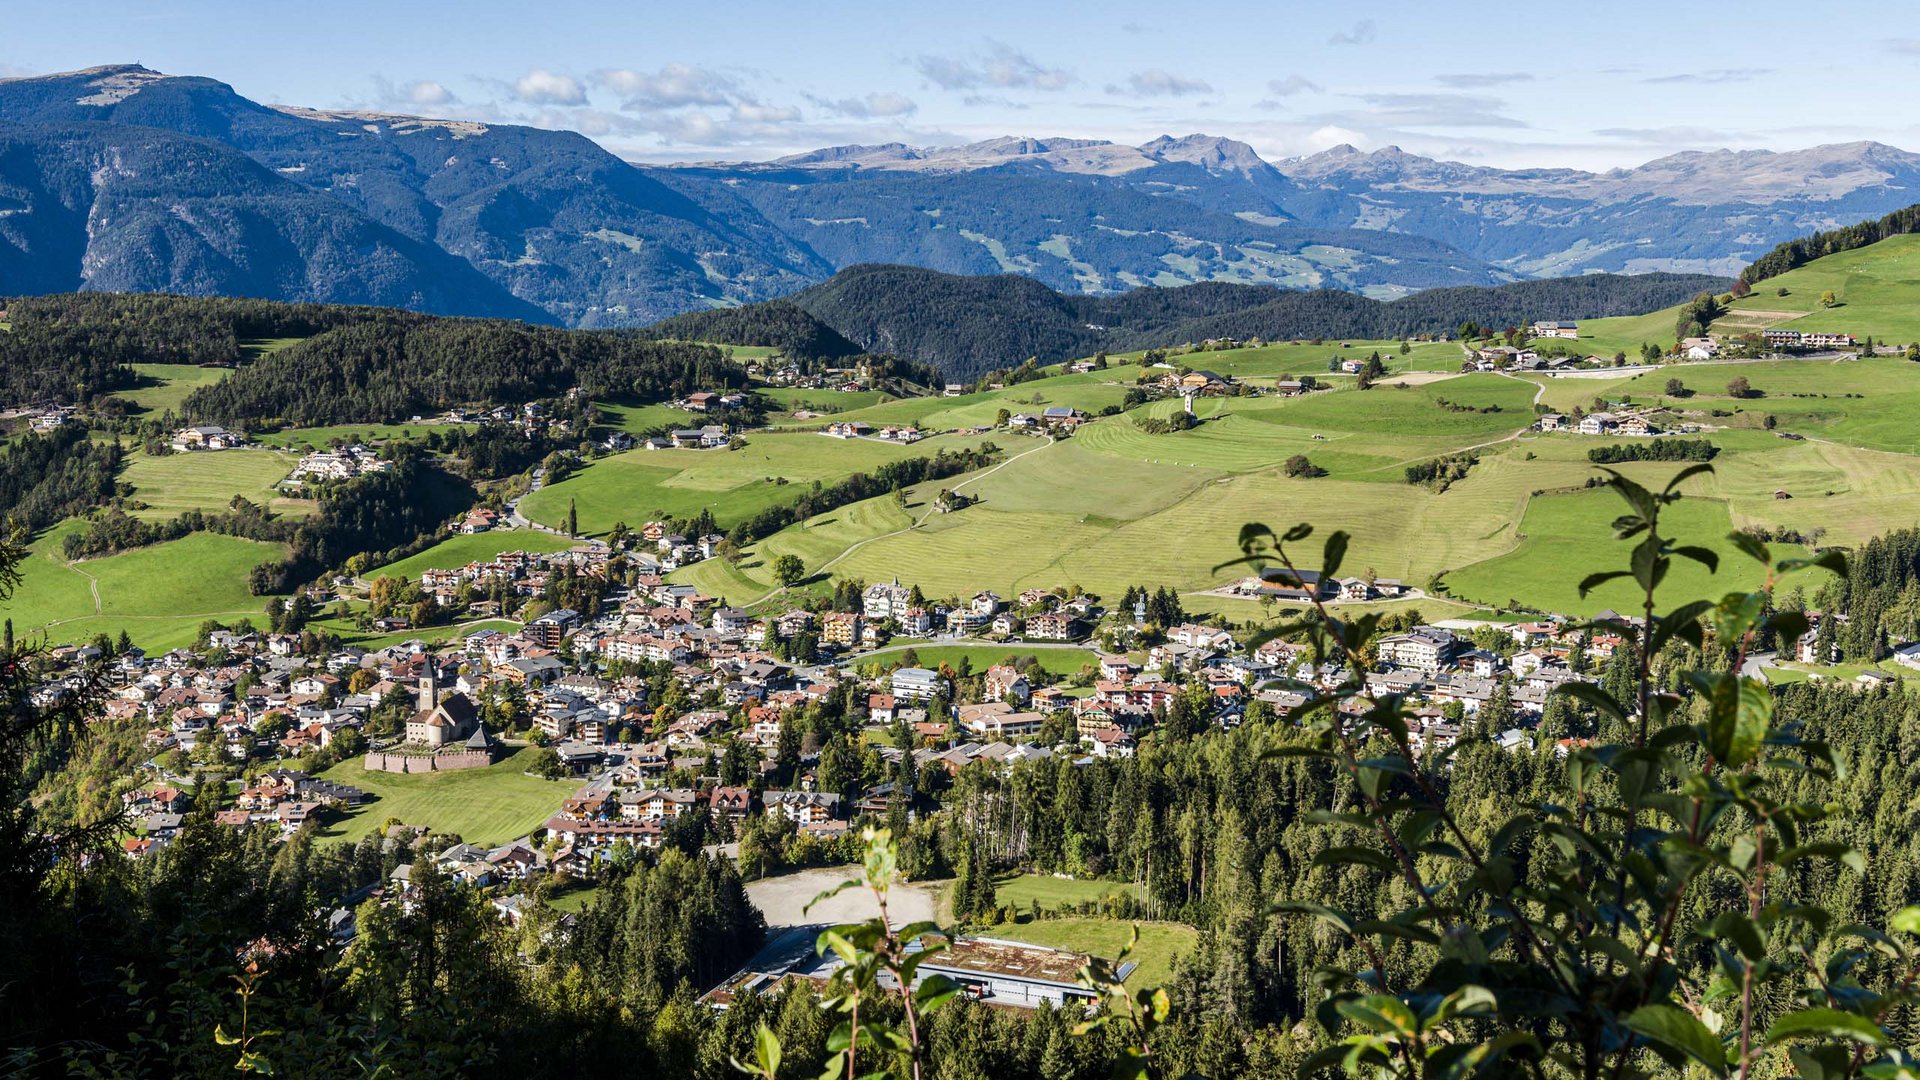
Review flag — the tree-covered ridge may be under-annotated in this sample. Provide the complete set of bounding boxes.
[1737,202,1920,286]
[639,300,863,362]
[771,264,1730,377]
[0,425,123,533]
[182,318,743,427]
[0,292,390,405]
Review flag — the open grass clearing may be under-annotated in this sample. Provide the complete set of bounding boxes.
[851,644,1101,678]
[115,363,230,416]
[522,430,988,535]
[314,747,576,847]
[1441,487,1814,616]
[120,449,306,520]
[994,873,1143,910]
[4,522,287,650]
[368,531,582,581]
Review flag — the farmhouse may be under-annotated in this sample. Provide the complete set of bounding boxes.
[670,426,729,449]
[171,425,243,451]
[1531,320,1580,339]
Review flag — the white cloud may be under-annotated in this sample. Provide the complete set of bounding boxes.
[512,68,586,106]
[913,41,1072,92]
[1327,19,1376,46]
[731,101,801,124]
[1108,69,1213,97]
[1435,73,1532,88]
[404,80,455,105]
[596,64,739,108]
[1267,75,1323,97]
[813,91,919,119]
[1307,125,1369,152]
[1643,68,1770,85]
[1307,92,1526,130]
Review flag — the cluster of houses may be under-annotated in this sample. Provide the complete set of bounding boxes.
[823,420,925,442]
[1219,569,1409,605]
[1469,346,1598,373]
[289,444,391,484]
[19,404,77,432]
[1536,410,1668,436]
[120,767,369,854]
[1005,407,1086,433]
[760,363,878,393]
[1155,369,1238,397]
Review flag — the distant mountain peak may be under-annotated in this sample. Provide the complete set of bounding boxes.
[1138,133,1273,176]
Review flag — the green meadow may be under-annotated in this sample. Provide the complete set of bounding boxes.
[980,918,1197,988]
[4,522,286,651]
[669,357,1915,617]
[116,363,231,417]
[120,449,310,520]
[853,644,1101,677]
[368,531,582,581]
[314,747,577,847]
[518,430,988,535]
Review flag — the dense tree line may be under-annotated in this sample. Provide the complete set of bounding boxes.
[0,292,380,405]
[726,444,1000,546]
[1403,451,1479,491]
[1738,201,1920,286]
[774,263,1730,377]
[62,499,282,560]
[251,450,476,593]
[184,316,744,426]
[640,299,863,361]
[1815,526,1920,660]
[1585,438,1719,463]
[0,426,123,533]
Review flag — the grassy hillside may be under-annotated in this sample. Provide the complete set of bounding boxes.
[519,430,989,535]
[314,747,576,847]
[368,532,582,581]
[4,522,287,650]
[677,360,1907,617]
[1716,234,1920,343]
[120,449,308,520]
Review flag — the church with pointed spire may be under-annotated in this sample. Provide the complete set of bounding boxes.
[368,665,497,773]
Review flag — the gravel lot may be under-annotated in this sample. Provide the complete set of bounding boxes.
[746,866,941,930]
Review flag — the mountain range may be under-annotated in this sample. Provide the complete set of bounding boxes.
[1,64,1916,327]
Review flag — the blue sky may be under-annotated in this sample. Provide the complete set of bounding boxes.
[7,0,1920,169]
